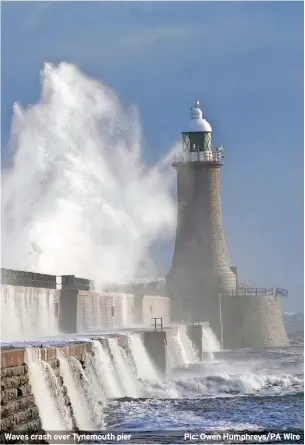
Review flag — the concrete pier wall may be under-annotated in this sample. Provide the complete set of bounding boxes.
[60,290,170,333]
[142,295,170,327]
[1,284,170,335]
[60,289,134,332]
[1,283,288,348]
[76,291,135,331]
[143,331,167,375]
[73,291,169,332]
[186,324,205,360]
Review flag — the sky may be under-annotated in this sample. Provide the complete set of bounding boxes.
[1,1,304,312]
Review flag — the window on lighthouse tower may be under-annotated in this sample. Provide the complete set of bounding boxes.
[183,134,190,152]
[203,133,212,151]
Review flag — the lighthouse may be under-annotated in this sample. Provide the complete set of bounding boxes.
[167,101,237,340]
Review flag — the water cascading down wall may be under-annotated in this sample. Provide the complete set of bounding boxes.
[0,337,149,437]
[0,324,221,436]
[0,271,170,340]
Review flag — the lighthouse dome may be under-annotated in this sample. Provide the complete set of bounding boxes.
[184,101,212,133]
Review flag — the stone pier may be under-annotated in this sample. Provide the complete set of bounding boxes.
[1,324,197,437]
[186,323,206,361]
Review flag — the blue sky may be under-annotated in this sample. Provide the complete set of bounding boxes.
[1,2,304,312]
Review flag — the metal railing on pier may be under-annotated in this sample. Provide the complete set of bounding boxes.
[222,287,288,297]
[174,151,224,164]
[151,317,164,332]
[106,281,166,296]
[0,268,167,295]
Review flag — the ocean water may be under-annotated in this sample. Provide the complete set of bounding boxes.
[104,346,303,437]
[1,320,303,445]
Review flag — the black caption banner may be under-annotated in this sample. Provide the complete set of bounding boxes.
[0,429,304,444]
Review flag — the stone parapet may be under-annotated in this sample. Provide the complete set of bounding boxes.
[1,349,25,368]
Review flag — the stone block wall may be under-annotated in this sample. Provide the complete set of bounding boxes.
[0,344,93,438]
[221,294,289,349]
[0,349,40,435]
[221,296,243,349]
[238,295,289,348]
[1,364,41,434]
[167,164,237,327]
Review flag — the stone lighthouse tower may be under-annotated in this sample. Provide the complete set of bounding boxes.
[167,101,237,338]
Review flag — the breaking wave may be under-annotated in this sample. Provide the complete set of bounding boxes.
[169,371,303,398]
